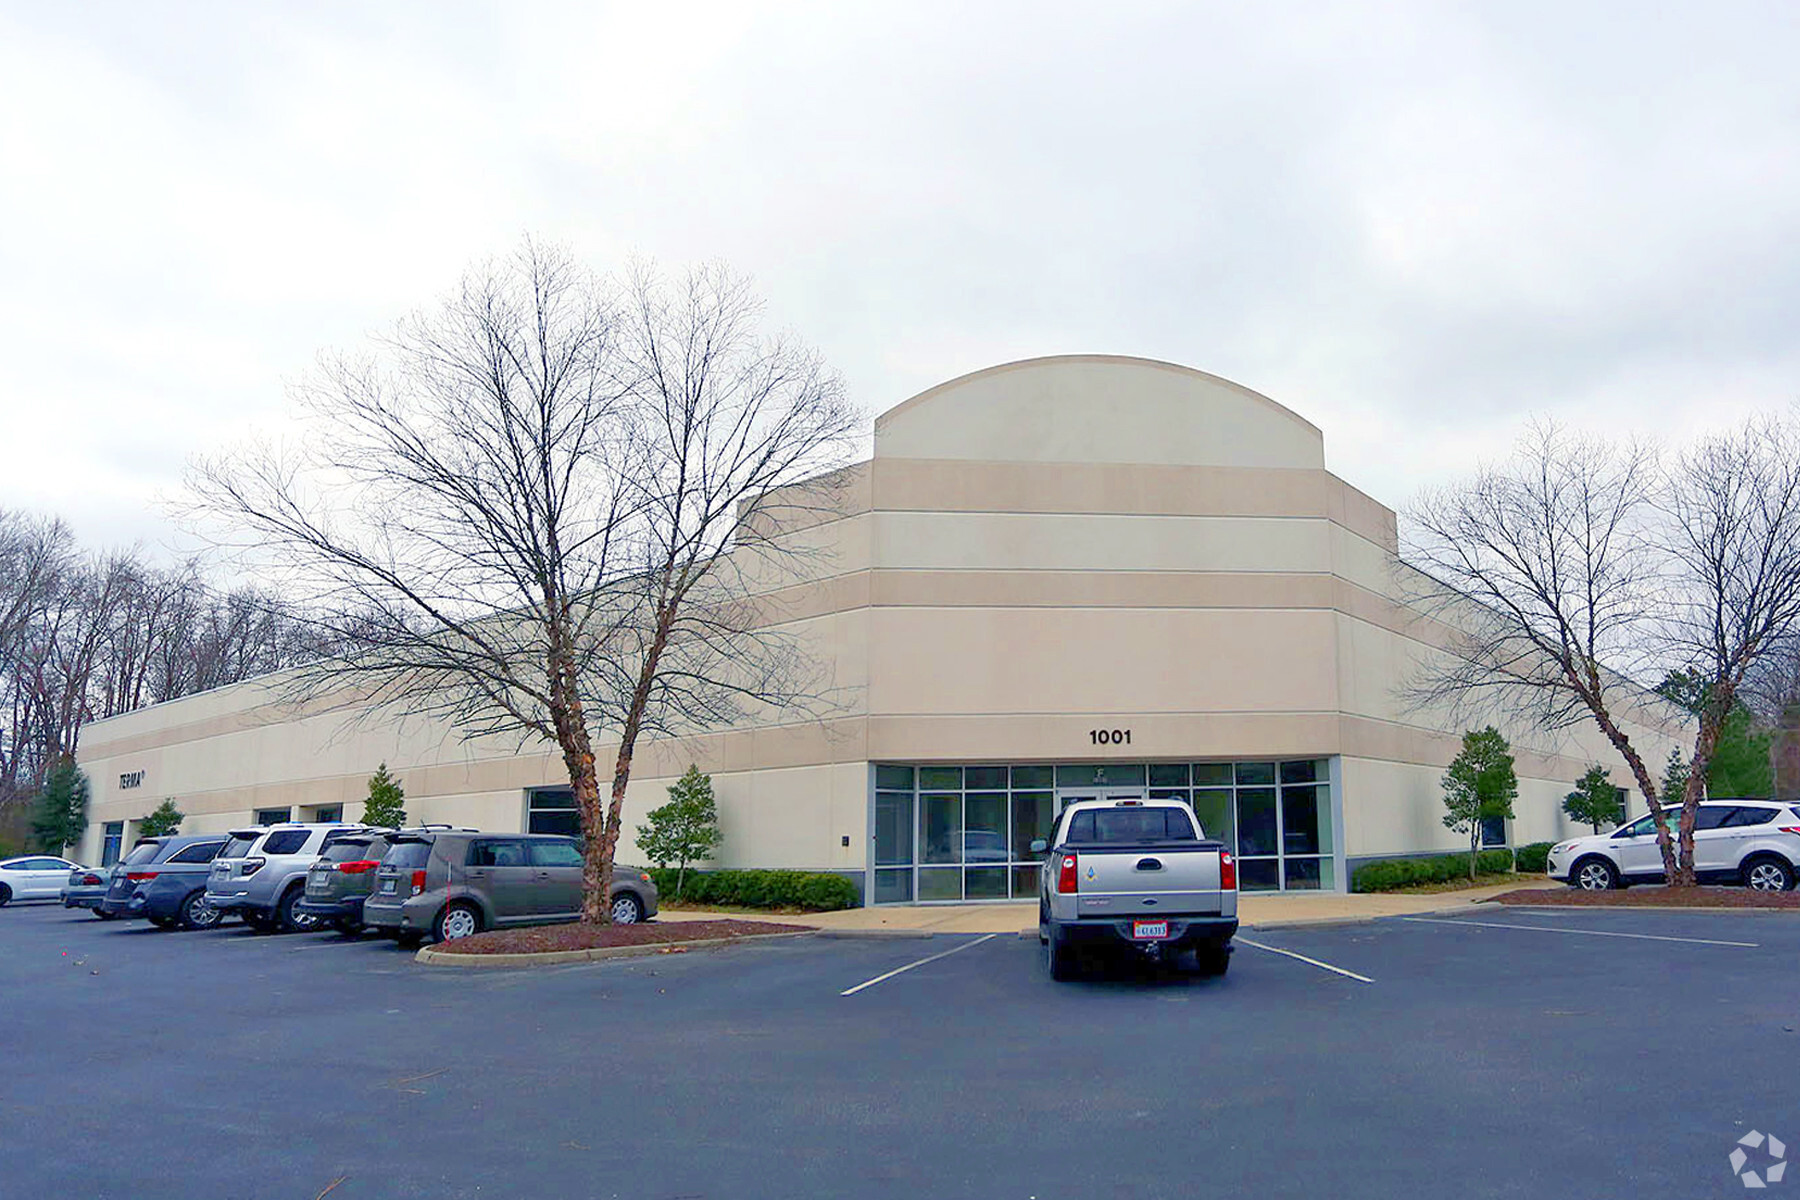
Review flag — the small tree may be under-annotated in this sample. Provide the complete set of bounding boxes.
[635,765,722,900]
[137,799,184,837]
[361,763,407,828]
[1661,748,1693,808]
[30,758,89,854]
[1562,766,1624,833]
[1441,727,1519,880]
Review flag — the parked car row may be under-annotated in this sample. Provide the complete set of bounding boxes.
[35,821,659,944]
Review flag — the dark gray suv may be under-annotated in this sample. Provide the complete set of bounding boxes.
[361,831,658,943]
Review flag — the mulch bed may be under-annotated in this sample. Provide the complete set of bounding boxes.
[430,919,811,955]
[1488,887,1800,909]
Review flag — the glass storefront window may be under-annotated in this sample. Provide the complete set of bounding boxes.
[917,867,962,901]
[1189,790,1234,852]
[921,793,962,863]
[1010,792,1054,861]
[1055,763,1146,788]
[871,758,1335,900]
[874,791,914,866]
[1237,788,1278,857]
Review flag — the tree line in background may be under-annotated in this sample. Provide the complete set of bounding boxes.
[0,511,314,853]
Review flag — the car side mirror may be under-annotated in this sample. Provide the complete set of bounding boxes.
[1029,839,1047,855]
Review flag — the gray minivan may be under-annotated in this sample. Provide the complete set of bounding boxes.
[362,831,658,943]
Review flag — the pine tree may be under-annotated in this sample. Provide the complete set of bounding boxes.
[635,765,723,900]
[31,759,90,854]
[138,799,185,837]
[1562,766,1624,833]
[1661,748,1693,808]
[1441,727,1519,880]
[361,763,407,828]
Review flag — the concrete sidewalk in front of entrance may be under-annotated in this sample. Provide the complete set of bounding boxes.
[653,878,1565,936]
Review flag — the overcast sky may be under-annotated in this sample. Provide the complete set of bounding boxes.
[2,0,1797,554]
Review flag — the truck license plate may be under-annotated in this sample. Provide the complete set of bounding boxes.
[1132,920,1170,940]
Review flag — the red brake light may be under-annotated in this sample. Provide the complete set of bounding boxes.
[1219,851,1236,891]
[125,871,159,882]
[335,860,380,874]
[83,874,103,885]
[1780,826,1800,836]
[410,869,428,896]
[1057,853,1079,894]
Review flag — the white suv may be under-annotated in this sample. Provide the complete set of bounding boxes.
[206,823,372,931]
[1547,800,1800,892]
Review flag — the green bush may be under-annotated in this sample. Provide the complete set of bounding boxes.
[1513,842,1553,874]
[1352,849,1516,892]
[646,868,859,911]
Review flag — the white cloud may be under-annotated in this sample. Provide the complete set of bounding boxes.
[1,0,1796,544]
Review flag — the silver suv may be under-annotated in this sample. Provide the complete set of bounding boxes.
[362,830,658,943]
[205,823,372,932]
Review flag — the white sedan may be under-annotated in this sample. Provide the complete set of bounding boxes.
[0,855,85,906]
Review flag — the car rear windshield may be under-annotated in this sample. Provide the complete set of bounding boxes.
[322,838,379,863]
[261,830,311,856]
[382,840,433,869]
[220,834,260,859]
[122,842,162,867]
[1064,807,1199,845]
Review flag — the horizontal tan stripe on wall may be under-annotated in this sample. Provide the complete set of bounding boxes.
[870,458,1398,550]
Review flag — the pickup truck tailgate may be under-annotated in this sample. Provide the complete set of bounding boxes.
[1075,844,1226,917]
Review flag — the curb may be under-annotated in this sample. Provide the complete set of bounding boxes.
[414,929,815,968]
[1483,902,1800,916]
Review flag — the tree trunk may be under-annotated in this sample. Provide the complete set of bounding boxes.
[676,860,687,902]
[1586,702,1680,882]
[591,603,678,924]
[1469,823,1478,881]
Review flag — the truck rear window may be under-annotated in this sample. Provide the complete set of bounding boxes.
[1064,807,1198,845]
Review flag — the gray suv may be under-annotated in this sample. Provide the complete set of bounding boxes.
[362,830,658,943]
[205,823,372,932]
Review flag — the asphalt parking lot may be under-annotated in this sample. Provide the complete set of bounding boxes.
[2,900,1797,1200]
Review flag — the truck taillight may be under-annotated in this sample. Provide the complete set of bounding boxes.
[1057,854,1079,893]
[125,871,159,882]
[335,860,380,874]
[1219,851,1236,891]
[410,869,427,896]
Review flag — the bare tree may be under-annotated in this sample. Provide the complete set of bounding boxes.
[1404,423,1685,867]
[581,262,861,920]
[1656,414,1800,881]
[1407,413,1800,886]
[186,242,858,923]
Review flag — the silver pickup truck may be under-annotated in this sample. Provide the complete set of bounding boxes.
[1035,797,1239,981]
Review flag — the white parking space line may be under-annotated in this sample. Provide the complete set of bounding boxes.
[840,934,999,996]
[1400,916,1758,948]
[1236,937,1374,983]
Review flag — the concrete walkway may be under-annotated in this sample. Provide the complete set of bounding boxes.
[655,878,1564,935]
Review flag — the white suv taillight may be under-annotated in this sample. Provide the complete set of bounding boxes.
[241,858,266,876]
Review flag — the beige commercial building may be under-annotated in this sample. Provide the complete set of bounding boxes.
[76,356,1686,899]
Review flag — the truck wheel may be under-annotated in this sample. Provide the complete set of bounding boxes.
[275,886,313,933]
[1046,929,1078,981]
[1194,944,1232,977]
